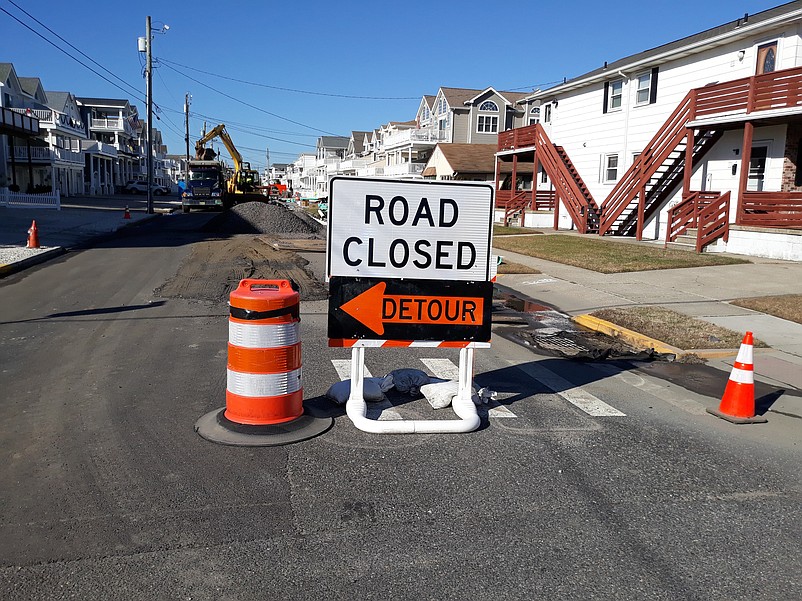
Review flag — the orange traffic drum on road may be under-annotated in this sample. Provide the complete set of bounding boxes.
[195,279,332,447]
[226,279,302,425]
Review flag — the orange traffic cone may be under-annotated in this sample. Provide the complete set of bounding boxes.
[123,205,131,219]
[26,220,39,248]
[707,331,767,424]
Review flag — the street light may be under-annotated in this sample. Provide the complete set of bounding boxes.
[138,16,169,214]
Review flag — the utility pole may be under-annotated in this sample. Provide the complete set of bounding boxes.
[184,92,191,171]
[145,16,153,214]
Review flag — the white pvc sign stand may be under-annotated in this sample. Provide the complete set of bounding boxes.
[345,346,480,434]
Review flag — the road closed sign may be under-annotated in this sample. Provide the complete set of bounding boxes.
[327,177,494,282]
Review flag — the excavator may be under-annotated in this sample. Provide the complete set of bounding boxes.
[194,124,263,201]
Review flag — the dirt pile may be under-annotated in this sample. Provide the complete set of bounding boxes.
[204,202,324,238]
[156,235,328,303]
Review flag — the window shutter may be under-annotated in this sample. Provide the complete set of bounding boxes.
[649,67,659,104]
[603,82,609,113]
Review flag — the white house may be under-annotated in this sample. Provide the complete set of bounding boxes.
[497,2,802,260]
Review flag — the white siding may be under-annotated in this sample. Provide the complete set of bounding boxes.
[545,26,802,210]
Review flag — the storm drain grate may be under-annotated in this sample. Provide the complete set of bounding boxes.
[531,333,591,354]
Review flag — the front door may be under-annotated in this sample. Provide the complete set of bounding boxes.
[747,145,768,192]
[756,42,777,75]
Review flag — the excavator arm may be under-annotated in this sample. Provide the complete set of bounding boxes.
[194,124,244,174]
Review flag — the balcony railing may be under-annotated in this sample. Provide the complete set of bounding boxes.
[90,116,132,134]
[382,128,445,149]
[383,163,425,177]
[11,108,86,134]
[339,158,369,172]
[356,166,385,177]
[13,146,52,161]
[1,106,39,136]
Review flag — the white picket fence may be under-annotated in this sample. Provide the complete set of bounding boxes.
[0,189,61,210]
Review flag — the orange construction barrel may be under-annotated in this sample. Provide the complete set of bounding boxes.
[226,279,303,424]
[195,279,332,446]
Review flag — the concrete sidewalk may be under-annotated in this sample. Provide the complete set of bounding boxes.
[495,247,802,391]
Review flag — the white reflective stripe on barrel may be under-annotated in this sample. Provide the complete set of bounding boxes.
[227,368,303,397]
[728,366,754,384]
[229,321,299,349]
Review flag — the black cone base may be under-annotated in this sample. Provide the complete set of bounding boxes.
[195,407,333,446]
[706,407,768,424]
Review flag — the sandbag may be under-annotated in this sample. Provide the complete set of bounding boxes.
[420,380,498,409]
[384,368,430,395]
[326,377,387,405]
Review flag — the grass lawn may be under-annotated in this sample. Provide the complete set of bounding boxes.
[492,234,749,273]
[730,294,802,325]
[493,224,543,236]
[592,306,768,350]
[496,261,540,275]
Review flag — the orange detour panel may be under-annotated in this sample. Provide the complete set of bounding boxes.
[195,279,333,446]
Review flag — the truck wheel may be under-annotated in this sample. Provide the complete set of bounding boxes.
[182,205,190,214]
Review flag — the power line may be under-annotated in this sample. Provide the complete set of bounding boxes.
[1,2,145,103]
[158,60,343,136]
[157,57,421,100]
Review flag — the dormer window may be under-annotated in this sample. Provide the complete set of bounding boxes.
[529,106,540,126]
[438,97,448,114]
[479,100,499,112]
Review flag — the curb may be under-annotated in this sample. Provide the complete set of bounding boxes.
[571,314,752,360]
[0,247,66,278]
[571,314,746,359]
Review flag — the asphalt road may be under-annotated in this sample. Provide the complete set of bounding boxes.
[0,214,800,600]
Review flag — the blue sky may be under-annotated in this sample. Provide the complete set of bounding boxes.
[1,0,786,172]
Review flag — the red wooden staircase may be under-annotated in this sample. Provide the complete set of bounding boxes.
[599,92,720,237]
[532,125,600,233]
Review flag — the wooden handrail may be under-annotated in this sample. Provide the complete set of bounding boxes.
[696,192,730,252]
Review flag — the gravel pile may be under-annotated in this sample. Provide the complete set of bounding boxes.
[205,202,325,238]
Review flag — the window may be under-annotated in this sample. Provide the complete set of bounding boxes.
[438,97,448,114]
[544,104,552,123]
[634,67,659,105]
[477,115,498,133]
[603,153,619,182]
[610,80,623,110]
[757,41,777,75]
[479,100,499,112]
[529,106,540,126]
[603,79,624,113]
[636,73,651,105]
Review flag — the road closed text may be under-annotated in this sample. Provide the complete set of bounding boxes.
[327,179,493,281]
[341,195,476,271]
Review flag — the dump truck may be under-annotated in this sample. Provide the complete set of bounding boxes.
[182,159,229,213]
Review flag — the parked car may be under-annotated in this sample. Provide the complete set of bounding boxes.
[123,180,170,195]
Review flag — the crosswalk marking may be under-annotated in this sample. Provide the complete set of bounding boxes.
[331,359,373,381]
[420,358,460,381]
[515,362,626,417]
[488,405,517,418]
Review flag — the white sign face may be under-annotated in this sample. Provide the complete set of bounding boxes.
[327,177,494,282]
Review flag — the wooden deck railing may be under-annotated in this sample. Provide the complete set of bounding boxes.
[665,191,729,251]
[694,65,802,118]
[696,192,730,252]
[498,124,538,152]
[739,192,802,228]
